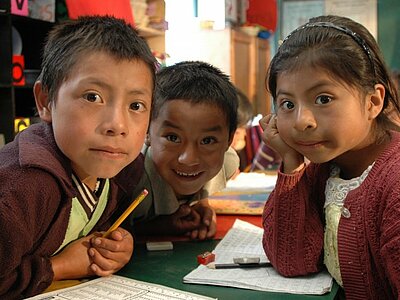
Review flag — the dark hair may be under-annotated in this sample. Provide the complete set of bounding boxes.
[267,15,400,133]
[39,15,158,103]
[392,69,400,95]
[153,61,238,138]
[236,88,253,127]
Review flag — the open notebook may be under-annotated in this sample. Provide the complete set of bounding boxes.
[183,219,333,295]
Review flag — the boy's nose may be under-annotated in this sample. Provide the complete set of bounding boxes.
[294,106,317,131]
[178,145,200,166]
[103,107,129,136]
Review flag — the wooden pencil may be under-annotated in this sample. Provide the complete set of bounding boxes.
[103,189,148,238]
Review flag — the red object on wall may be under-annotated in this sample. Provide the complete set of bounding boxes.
[246,0,277,32]
[65,0,135,26]
[12,55,25,86]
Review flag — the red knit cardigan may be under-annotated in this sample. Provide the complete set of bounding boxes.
[262,131,400,300]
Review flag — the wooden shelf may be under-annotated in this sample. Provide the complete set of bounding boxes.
[135,0,166,54]
[0,7,55,143]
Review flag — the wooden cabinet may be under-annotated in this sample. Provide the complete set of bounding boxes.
[138,26,165,55]
[0,2,54,143]
[251,37,271,117]
[186,28,271,116]
[135,0,166,62]
[230,30,252,99]
[230,30,271,116]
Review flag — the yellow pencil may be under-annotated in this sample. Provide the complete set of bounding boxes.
[103,189,148,238]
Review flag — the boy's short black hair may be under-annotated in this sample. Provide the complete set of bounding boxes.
[153,61,238,138]
[39,15,158,103]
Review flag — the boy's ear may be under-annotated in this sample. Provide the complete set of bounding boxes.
[34,81,52,123]
[367,83,385,120]
[144,133,151,146]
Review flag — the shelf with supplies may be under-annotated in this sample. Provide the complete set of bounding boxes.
[0,1,56,144]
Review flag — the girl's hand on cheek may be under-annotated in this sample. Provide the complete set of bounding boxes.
[260,114,290,155]
[260,114,304,173]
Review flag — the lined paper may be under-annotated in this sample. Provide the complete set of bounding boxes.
[184,219,333,295]
[27,275,216,300]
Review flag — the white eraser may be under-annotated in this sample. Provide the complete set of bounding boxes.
[146,241,173,251]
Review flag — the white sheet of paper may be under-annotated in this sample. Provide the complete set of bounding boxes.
[225,172,277,192]
[213,218,269,264]
[183,219,333,295]
[27,275,216,300]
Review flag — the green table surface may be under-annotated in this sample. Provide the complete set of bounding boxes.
[118,239,339,300]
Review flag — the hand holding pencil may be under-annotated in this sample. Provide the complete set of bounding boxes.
[103,189,148,238]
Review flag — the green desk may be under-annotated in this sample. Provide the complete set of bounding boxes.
[118,239,339,300]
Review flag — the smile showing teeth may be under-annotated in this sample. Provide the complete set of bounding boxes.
[176,171,200,177]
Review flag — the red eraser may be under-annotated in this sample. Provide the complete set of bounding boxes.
[197,251,215,265]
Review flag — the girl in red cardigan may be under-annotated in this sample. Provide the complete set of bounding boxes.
[261,15,400,299]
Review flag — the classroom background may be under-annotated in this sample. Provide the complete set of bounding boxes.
[1,0,399,147]
[1,1,398,298]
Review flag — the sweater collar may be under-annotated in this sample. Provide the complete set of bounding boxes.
[18,122,75,196]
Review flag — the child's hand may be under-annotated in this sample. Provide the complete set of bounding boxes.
[131,205,202,236]
[132,203,215,238]
[89,228,133,276]
[188,199,216,240]
[260,114,304,173]
[167,204,202,233]
[50,234,98,280]
[260,114,291,155]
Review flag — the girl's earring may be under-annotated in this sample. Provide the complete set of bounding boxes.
[145,134,151,146]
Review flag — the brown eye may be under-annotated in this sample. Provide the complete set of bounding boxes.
[166,134,180,143]
[316,95,332,104]
[201,137,217,145]
[282,100,294,110]
[130,102,145,111]
[83,93,101,102]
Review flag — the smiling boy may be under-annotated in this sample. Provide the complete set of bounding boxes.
[129,61,239,240]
